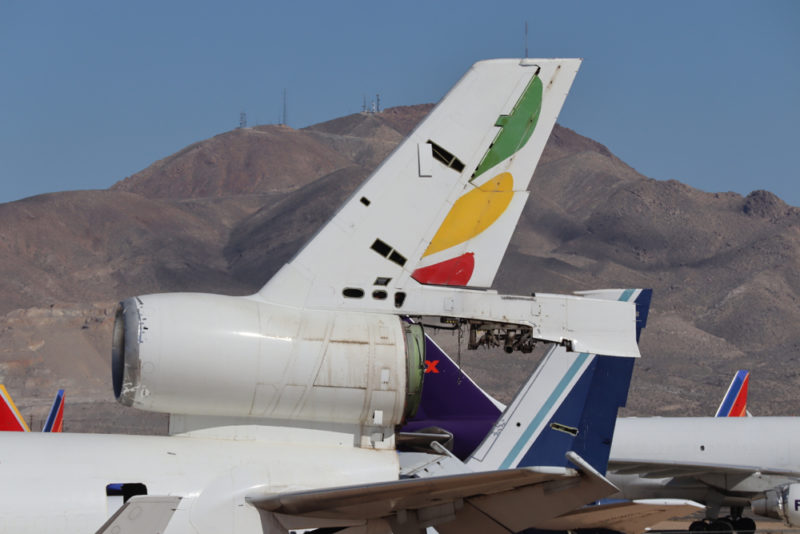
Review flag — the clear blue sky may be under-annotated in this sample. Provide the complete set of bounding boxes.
[1,1,798,205]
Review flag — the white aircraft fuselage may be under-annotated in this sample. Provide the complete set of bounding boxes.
[610,417,800,519]
[0,426,397,534]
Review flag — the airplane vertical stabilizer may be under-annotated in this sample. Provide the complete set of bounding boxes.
[42,389,65,432]
[715,369,750,417]
[0,385,30,432]
[260,59,582,307]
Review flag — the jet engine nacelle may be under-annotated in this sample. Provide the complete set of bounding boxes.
[112,293,425,445]
[751,483,800,526]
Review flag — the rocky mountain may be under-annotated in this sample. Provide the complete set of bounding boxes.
[1,103,798,432]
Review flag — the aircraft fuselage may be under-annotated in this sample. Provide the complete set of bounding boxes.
[0,427,397,533]
[610,416,800,502]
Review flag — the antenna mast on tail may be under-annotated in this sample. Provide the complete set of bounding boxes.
[525,21,529,58]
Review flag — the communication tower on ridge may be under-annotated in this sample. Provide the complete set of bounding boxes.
[363,93,382,114]
[281,89,288,126]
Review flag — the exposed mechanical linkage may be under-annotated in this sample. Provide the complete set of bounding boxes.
[415,316,537,354]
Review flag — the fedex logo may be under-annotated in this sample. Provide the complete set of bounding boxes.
[795,499,800,512]
[425,360,440,374]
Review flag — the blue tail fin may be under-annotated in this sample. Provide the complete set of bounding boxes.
[466,289,651,473]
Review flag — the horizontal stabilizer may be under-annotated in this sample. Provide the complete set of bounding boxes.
[95,496,181,534]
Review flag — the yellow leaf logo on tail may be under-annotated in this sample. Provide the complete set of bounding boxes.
[423,173,514,258]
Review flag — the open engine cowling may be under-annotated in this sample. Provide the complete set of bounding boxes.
[112,293,425,444]
[751,483,800,526]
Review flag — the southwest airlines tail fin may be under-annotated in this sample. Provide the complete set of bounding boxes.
[42,389,65,432]
[466,289,651,473]
[715,369,750,417]
[0,385,31,432]
[0,386,64,432]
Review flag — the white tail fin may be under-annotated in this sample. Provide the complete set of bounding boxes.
[261,59,581,308]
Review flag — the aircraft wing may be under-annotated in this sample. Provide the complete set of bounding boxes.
[250,467,568,519]
[536,498,705,534]
[95,496,181,534]
[609,459,800,479]
[248,457,618,533]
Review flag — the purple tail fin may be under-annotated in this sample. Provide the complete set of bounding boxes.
[401,335,502,459]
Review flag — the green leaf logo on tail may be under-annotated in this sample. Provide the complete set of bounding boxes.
[472,74,543,180]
